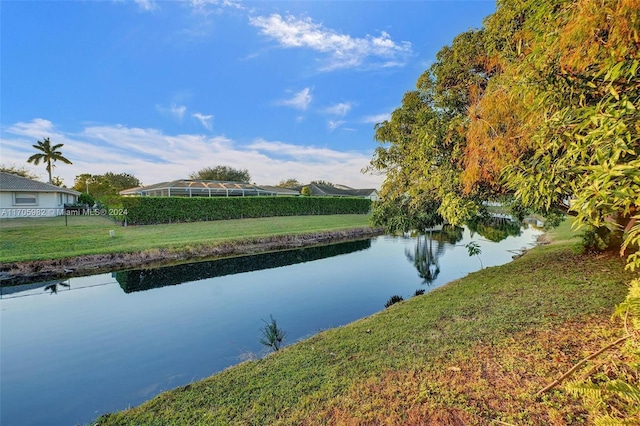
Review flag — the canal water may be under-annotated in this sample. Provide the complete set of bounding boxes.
[0,225,541,426]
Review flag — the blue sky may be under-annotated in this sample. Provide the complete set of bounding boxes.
[1,0,495,189]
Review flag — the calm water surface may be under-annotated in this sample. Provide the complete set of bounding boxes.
[0,226,541,426]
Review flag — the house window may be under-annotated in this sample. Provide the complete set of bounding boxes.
[59,193,64,205]
[14,192,38,205]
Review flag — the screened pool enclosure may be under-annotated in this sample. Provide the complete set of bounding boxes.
[119,180,297,198]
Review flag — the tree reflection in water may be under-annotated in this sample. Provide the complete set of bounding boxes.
[43,281,70,295]
[405,225,463,285]
[405,217,533,284]
[467,215,523,242]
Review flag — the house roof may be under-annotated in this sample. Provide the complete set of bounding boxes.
[119,179,377,198]
[0,172,81,195]
[255,185,300,196]
[350,188,378,197]
[331,185,378,196]
[119,179,279,197]
[295,183,378,197]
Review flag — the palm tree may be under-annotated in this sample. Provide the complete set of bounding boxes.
[27,137,72,183]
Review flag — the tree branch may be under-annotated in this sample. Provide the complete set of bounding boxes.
[536,334,631,397]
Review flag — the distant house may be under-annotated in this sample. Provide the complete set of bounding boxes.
[254,185,301,196]
[119,179,379,200]
[0,172,81,218]
[296,183,379,201]
[119,179,281,197]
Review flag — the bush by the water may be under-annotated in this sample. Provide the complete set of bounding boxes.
[385,295,404,308]
[117,196,371,225]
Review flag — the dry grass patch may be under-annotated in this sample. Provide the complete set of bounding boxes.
[313,315,625,426]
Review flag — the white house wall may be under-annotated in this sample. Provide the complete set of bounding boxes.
[0,191,76,218]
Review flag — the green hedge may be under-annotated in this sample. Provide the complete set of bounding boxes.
[117,196,371,225]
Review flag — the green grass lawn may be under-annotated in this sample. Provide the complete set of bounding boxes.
[0,214,372,262]
[96,220,636,425]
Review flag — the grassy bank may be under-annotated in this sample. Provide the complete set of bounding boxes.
[97,221,635,425]
[0,214,371,263]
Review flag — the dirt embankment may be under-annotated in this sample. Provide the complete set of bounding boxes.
[0,228,384,286]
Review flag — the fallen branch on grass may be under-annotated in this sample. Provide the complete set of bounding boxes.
[536,333,632,397]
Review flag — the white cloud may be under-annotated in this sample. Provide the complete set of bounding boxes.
[1,119,383,189]
[247,138,354,161]
[188,0,245,12]
[324,102,352,117]
[328,120,345,131]
[156,104,188,121]
[193,112,214,131]
[134,0,159,12]
[277,88,312,111]
[362,113,391,124]
[168,0,248,40]
[6,118,57,136]
[247,138,379,186]
[171,104,187,120]
[249,14,412,70]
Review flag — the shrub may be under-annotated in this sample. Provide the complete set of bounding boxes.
[117,196,371,225]
[385,295,404,308]
[78,193,94,206]
[259,315,286,352]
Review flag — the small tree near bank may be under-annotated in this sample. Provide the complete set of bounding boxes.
[465,241,483,269]
[259,315,286,352]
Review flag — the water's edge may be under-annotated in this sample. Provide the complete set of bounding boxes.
[0,227,385,286]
